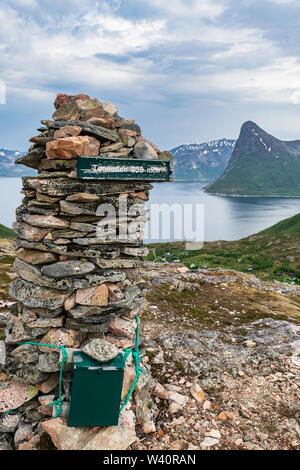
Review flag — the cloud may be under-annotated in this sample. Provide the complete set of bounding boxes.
[1,0,300,149]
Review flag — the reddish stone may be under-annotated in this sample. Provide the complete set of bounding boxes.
[108,317,136,339]
[107,283,124,301]
[54,93,90,109]
[18,434,40,450]
[39,329,80,353]
[129,191,149,201]
[64,294,76,311]
[42,415,137,450]
[36,373,59,393]
[87,117,114,128]
[46,136,100,160]
[0,380,38,413]
[16,248,57,265]
[75,284,109,306]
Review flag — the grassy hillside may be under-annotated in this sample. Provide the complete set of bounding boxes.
[260,212,300,235]
[146,212,300,285]
[0,223,16,239]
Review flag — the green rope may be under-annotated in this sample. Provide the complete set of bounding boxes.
[119,316,144,415]
[2,318,142,420]
[1,342,68,418]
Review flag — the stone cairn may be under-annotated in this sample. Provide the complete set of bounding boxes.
[0,94,173,450]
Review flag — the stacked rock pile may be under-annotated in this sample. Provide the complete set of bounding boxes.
[0,93,172,449]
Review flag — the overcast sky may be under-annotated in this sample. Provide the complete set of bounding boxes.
[1,0,300,151]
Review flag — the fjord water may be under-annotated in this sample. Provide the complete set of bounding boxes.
[1,178,300,242]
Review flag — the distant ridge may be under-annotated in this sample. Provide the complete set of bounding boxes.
[0,148,36,176]
[171,138,235,181]
[206,121,300,196]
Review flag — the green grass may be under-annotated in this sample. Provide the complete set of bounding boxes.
[0,223,16,239]
[145,213,300,286]
[261,212,300,235]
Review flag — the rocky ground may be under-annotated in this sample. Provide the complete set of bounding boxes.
[133,263,300,450]
[0,242,299,450]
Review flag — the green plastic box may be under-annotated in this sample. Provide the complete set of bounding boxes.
[68,351,126,427]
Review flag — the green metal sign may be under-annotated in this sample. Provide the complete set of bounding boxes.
[77,156,171,181]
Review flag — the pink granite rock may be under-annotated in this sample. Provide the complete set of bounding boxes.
[46,136,100,160]
[75,284,109,306]
[0,380,38,413]
[42,413,137,450]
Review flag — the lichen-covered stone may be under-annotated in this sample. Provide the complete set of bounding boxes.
[82,338,119,363]
[0,380,38,412]
[9,278,71,310]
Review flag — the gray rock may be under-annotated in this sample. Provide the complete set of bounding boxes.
[23,176,152,198]
[0,413,21,432]
[68,304,115,319]
[64,318,110,333]
[51,230,89,239]
[13,258,57,288]
[15,147,46,169]
[37,353,60,373]
[82,338,119,363]
[9,278,71,310]
[11,343,39,364]
[0,432,14,450]
[121,123,141,135]
[134,141,158,160]
[23,305,63,319]
[69,222,96,232]
[60,200,98,216]
[41,261,96,278]
[5,357,50,384]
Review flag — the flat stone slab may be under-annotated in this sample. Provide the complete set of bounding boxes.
[41,261,95,278]
[9,278,71,310]
[48,120,120,143]
[23,177,152,197]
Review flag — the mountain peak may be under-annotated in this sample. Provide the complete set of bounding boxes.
[171,138,236,181]
[206,122,300,196]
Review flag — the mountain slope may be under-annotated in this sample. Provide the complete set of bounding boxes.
[0,223,16,239]
[171,138,235,181]
[0,149,36,176]
[206,121,300,196]
[260,212,300,235]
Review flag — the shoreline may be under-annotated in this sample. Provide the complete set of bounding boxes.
[203,189,300,198]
